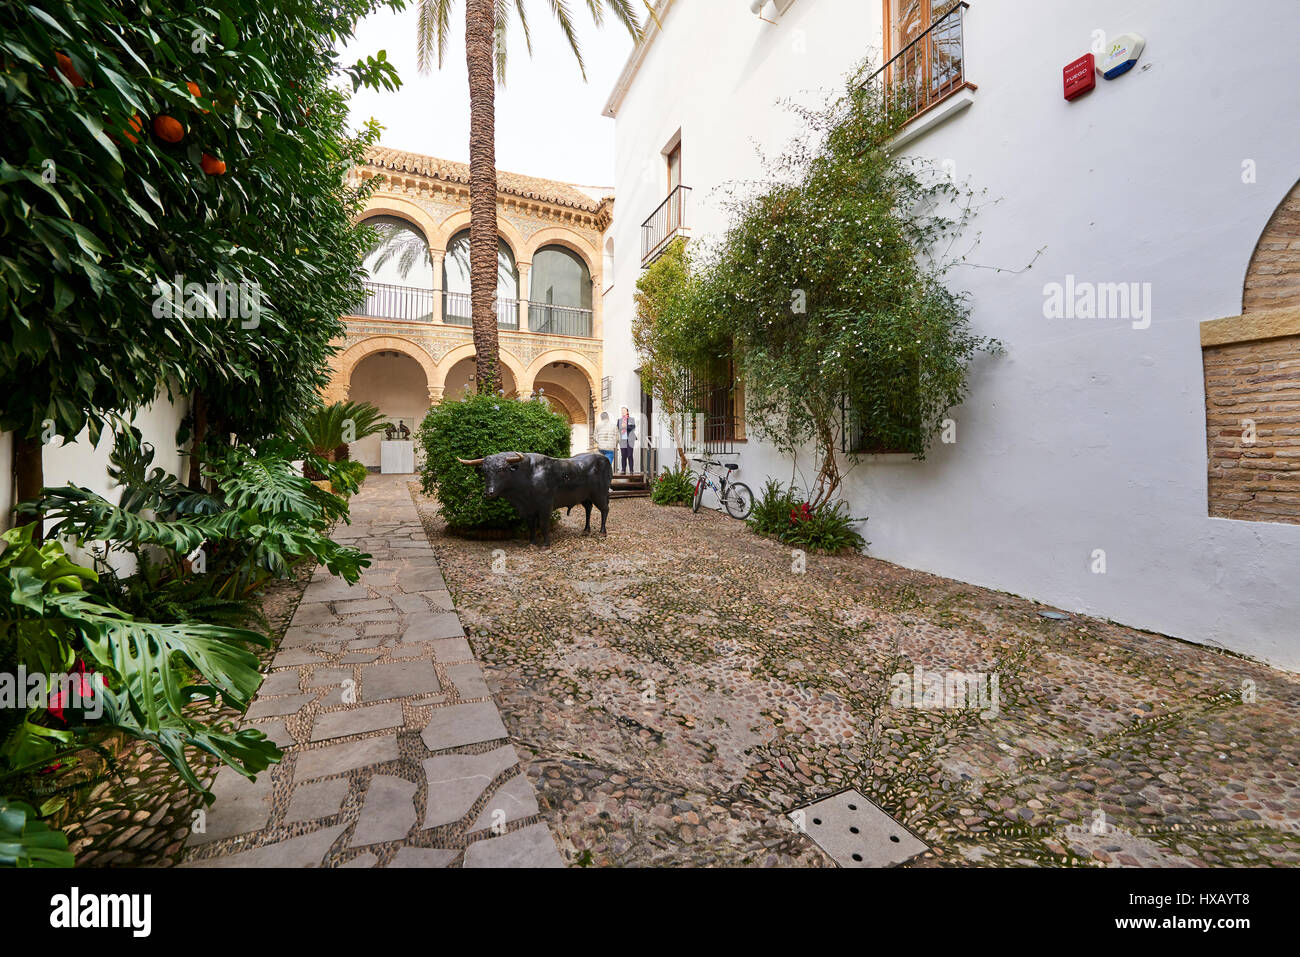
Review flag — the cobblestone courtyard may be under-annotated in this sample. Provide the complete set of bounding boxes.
[413,479,1300,867]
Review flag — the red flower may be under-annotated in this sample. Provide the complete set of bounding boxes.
[47,661,98,724]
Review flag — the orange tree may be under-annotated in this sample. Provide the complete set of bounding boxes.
[0,0,402,513]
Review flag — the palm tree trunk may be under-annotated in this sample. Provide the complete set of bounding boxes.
[466,0,501,394]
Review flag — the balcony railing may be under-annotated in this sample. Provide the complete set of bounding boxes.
[866,1,969,122]
[528,301,593,338]
[641,185,691,266]
[442,291,519,330]
[354,281,434,322]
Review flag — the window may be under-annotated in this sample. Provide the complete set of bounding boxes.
[443,229,519,327]
[529,245,593,337]
[362,216,432,287]
[667,142,681,192]
[443,229,518,299]
[841,367,923,456]
[881,0,967,118]
[683,357,741,451]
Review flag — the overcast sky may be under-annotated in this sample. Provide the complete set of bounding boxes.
[337,3,637,190]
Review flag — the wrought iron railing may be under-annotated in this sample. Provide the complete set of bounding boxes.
[641,185,691,265]
[528,301,593,338]
[865,1,969,121]
[442,291,519,329]
[354,281,434,322]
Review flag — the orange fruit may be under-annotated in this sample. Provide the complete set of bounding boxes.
[54,52,86,88]
[152,114,184,143]
[185,80,211,113]
[123,113,143,144]
[200,153,226,175]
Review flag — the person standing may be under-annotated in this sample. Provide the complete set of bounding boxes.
[594,410,618,468]
[617,406,636,474]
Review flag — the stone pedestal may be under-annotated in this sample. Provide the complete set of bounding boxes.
[380,440,415,474]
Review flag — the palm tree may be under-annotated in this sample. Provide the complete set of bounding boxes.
[415,0,647,393]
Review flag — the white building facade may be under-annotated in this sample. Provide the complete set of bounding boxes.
[600,0,1300,669]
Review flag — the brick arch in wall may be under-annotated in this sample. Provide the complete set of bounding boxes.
[1242,176,1300,313]
[1201,175,1300,525]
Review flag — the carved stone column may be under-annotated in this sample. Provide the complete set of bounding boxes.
[431,248,446,324]
[517,261,532,332]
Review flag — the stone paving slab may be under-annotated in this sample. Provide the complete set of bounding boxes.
[463,823,565,868]
[181,475,560,868]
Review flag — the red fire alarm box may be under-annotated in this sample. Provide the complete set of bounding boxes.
[1063,53,1096,101]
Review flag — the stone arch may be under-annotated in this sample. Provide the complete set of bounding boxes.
[523,226,600,276]
[431,209,527,262]
[520,348,600,401]
[332,336,438,399]
[535,382,586,425]
[1243,176,1300,313]
[356,197,439,250]
[432,342,527,396]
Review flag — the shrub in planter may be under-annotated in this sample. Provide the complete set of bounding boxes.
[419,393,570,532]
[332,460,369,496]
[783,500,867,554]
[650,465,695,506]
[747,479,867,553]
[747,479,804,536]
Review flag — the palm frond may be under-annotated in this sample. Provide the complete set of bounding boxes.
[547,0,587,79]
[416,0,456,73]
[514,0,534,57]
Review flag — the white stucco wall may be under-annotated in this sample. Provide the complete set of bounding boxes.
[1,393,191,574]
[603,0,1300,669]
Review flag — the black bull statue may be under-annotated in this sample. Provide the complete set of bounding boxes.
[456,451,612,547]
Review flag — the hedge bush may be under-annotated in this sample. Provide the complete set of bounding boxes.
[419,393,570,531]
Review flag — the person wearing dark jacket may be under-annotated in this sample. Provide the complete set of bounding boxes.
[617,407,636,474]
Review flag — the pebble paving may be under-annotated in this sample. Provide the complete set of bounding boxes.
[413,484,1300,868]
[180,475,562,868]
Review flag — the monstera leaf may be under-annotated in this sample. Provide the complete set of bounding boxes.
[0,798,74,868]
[56,594,270,724]
[96,693,280,798]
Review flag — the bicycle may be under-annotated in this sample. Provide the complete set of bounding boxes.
[690,456,754,519]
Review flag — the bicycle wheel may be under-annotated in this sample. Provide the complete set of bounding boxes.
[723,482,754,520]
[692,475,705,513]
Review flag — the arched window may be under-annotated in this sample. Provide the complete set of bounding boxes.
[362,216,432,287]
[444,230,519,328]
[530,245,593,336]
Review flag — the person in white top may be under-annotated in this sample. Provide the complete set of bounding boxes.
[594,411,618,467]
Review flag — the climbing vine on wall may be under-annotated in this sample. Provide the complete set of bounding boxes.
[692,60,1001,507]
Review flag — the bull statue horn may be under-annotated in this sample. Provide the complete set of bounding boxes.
[456,456,485,466]
[505,452,525,464]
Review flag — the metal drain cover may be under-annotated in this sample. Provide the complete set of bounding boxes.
[789,790,928,867]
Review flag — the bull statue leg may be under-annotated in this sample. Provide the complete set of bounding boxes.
[582,501,593,535]
[540,497,555,548]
